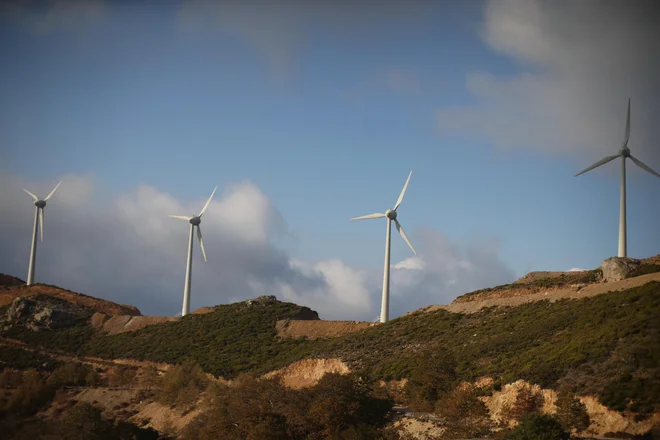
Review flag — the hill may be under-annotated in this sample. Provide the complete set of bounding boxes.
[0,274,140,316]
[71,282,659,417]
[1,260,659,438]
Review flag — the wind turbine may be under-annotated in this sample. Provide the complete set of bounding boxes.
[169,186,217,317]
[351,171,416,323]
[23,181,62,286]
[575,98,660,258]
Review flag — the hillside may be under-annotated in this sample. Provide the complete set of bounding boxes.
[0,274,140,316]
[1,263,659,438]
[63,282,658,417]
[452,255,660,304]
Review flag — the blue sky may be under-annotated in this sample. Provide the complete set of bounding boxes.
[1,0,659,319]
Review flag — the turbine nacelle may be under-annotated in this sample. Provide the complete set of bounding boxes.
[189,216,201,226]
[34,200,47,208]
[385,209,397,220]
[620,147,631,158]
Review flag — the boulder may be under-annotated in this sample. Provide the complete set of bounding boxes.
[601,257,641,282]
[4,296,88,331]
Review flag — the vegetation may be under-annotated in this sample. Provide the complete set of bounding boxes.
[554,387,590,432]
[0,346,60,371]
[629,263,660,278]
[181,372,393,440]
[77,281,660,415]
[2,324,95,354]
[6,402,159,440]
[501,412,570,440]
[158,360,209,412]
[81,300,321,378]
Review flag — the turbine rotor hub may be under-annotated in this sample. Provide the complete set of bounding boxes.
[35,200,46,208]
[386,209,397,220]
[189,216,201,226]
[621,147,630,158]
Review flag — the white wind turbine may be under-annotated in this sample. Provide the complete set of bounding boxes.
[575,98,660,258]
[351,171,416,323]
[23,181,62,286]
[168,186,217,317]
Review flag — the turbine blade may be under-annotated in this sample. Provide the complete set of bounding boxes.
[630,155,660,178]
[168,215,192,221]
[44,181,62,201]
[575,155,619,177]
[623,98,630,147]
[394,219,416,255]
[197,226,207,262]
[394,170,412,210]
[23,189,38,201]
[199,186,217,217]
[350,213,386,221]
[39,208,44,242]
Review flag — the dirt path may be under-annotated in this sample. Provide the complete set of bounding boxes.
[434,273,660,314]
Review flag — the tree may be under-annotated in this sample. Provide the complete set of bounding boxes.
[404,350,457,412]
[501,383,545,423]
[555,388,590,433]
[504,412,570,440]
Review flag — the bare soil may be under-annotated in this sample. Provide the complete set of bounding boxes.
[276,319,377,339]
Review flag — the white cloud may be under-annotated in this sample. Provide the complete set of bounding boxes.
[387,229,515,316]
[0,172,514,320]
[568,268,587,272]
[438,0,660,165]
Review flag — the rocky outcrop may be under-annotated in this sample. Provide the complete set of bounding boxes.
[0,283,141,316]
[3,296,91,331]
[601,257,642,282]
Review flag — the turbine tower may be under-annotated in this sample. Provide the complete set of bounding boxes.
[351,171,416,323]
[23,181,62,286]
[575,98,660,257]
[169,186,217,317]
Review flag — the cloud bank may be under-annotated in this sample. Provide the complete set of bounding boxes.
[438,0,660,164]
[0,172,514,320]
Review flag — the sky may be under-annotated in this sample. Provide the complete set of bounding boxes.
[1,0,659,321]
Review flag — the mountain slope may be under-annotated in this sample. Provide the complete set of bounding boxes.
[77,281,660,417]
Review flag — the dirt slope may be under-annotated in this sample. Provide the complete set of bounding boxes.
[276,319,377,339]
[433,272,660,314]
[91,313,177,335]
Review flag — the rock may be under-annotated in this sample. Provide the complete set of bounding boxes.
[601,257,641,282]
[4,296,89,331]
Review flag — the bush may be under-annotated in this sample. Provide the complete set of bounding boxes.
[555,387,590,432]
[404,350,457,412]
[500,384,545,423]
[47,362,94,387]
[0,369,54,418]
[435,384,492,437]
[109,365,138,388]
[182,373,393,440]
[504,412,569,440]
[158,360,209,412]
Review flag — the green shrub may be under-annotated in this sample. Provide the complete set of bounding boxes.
[555,387,590,432]
[503,412,569,440]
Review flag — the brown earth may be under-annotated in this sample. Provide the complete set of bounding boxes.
[0,280,140,316]
[263,358,350,389]
[276,319,377,340]
[90,313,177,335]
